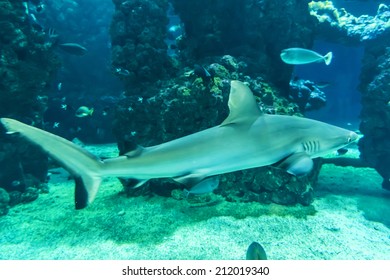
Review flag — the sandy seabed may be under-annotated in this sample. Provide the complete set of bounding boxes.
[0,144,389,260]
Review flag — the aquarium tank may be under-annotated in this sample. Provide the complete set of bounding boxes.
[0,0,389,261]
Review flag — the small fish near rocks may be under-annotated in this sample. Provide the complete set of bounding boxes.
[58,43,88,56]
[281,48,332,65]
[75,106,94,118]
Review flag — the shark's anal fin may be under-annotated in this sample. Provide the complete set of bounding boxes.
[277,152,313,176]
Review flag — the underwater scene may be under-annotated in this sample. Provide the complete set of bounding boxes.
[0,0,389,260]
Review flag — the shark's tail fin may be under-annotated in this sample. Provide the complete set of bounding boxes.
[0,118,104,209]
[74,172,102,209]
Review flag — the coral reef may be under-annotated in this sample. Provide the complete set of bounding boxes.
[309,1,390,190]
[171,0,316,91]
[0,187,10,215]
[359,43,390,190]
[110,0,174,95]
[309,1,390,43]
[289,78,327,111]
[0,0,60,214]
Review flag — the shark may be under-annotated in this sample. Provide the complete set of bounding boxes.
[0,81,358,209]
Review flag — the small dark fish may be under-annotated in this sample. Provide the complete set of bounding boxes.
[121,0,132,9]
[102,107,110,116]
[246,241,267,260]
[35,3,45,13]
[58,43,88,56]
[194,64,212,80]
[115,67,130,76]
[168,25,182,33]
[336,148,348,156]
[11,180,21,187]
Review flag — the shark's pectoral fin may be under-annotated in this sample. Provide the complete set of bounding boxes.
[277,152,313,176]
[183,176,220,197]
[221,81,263,126]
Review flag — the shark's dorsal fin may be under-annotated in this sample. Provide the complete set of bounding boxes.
[221,80,263,126]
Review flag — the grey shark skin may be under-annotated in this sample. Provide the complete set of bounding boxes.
[0,81,358,209]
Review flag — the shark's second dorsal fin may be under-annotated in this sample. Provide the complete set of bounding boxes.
[221,80,263,126]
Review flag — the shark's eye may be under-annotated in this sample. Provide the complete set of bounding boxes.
[347,137,352,143]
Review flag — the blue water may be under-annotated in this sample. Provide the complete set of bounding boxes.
[36,0,384,138]
[297,41,364,129]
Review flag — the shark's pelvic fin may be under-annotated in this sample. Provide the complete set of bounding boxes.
[221,80,263,126]
[124,145,145,158]
[183,176,220,197]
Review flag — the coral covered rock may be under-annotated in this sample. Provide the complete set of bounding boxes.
[110,0,174,95]
[0,0,59,209]
[359,43,390,190]
[308,1,390,190]
[289,78,327,111]
[171,0,316,91]
[309,1,390,43]
[0,188,10,216]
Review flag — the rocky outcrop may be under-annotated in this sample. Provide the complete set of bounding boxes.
[309,1,390,43]
[110,0,174,95]
[0,0,60,214]
[359,43,390,190]
[309,1,390,190]
[288,78,327,111]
